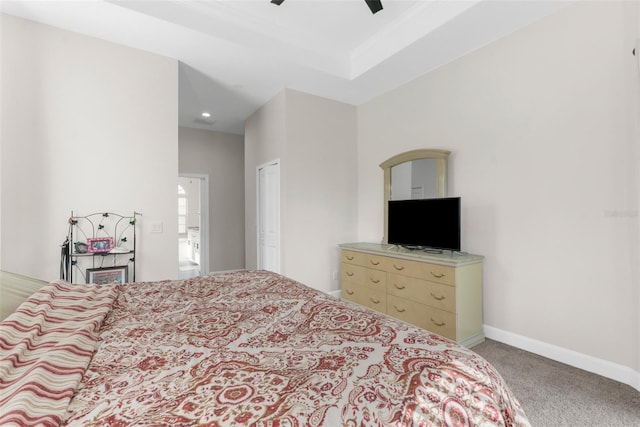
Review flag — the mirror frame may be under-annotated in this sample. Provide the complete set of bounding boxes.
[379,149,450,243]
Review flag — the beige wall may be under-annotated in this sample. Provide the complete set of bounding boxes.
[283,90,358,290]
[245,89,358,292]
[635,10,640,382]
[357,0,640,381]
[179,127,245,271]
[1,14,179,282]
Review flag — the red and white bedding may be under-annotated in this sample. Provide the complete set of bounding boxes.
[1,270,530,426]
[0,281,116,426]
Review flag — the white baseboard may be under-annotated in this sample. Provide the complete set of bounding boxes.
[327,289,341,298]
[484,325,640,392]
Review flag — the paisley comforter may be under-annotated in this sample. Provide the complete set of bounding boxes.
[1,270,530,426]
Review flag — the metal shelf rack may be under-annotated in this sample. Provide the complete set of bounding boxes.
[63,211,140,284]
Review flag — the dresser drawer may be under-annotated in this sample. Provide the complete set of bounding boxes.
[387,295,456,340]
[342,250,364,265]
[387,273,455,313]
[342,284,386,314]
[420,263,455,286]
[362,253,387,270]
[385,257,455,286]
[342,250,387,270]
[341,264,386,290]
[385,257,423,278]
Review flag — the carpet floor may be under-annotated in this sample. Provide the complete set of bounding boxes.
[472,339,640,426]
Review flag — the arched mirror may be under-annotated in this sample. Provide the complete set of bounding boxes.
[379,149,450,243]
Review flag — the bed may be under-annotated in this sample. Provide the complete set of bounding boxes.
[1,270,530,426]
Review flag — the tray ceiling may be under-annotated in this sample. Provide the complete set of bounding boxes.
[1,0,571,134]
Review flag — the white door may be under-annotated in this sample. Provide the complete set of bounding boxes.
[257,161,280,273]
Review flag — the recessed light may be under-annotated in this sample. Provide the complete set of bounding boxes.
[201,112,211,118]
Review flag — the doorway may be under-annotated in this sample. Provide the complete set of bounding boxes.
[178,174,209,279]
[257,160,280,273]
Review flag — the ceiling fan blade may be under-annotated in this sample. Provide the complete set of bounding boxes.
[271,0,382,15]
[365,0,383,14]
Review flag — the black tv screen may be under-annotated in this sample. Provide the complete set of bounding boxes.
[387,197,461,251]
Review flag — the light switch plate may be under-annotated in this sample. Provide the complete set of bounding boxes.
[149,221,163,233]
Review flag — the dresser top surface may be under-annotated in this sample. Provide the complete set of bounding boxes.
[339,242,483,267]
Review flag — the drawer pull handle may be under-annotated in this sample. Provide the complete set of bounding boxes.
[346,289,354,295]
[370,260,380,266]
[430,293,445,301]
[370,298,380,304]
[393,284,406,290]
[431,318,446,327]
[393,264,405,271]
[346,255,354,260]
[346,271,354,277]
[393,305,405,313]
[430,271,446,278]
[370,278,380,284]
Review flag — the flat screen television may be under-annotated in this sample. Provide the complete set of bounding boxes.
[387,197,461,252]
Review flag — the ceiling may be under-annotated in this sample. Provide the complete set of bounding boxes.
[1,0,571,135]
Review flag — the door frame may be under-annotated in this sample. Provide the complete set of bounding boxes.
[256,159,280,273]
[179,173,209,275]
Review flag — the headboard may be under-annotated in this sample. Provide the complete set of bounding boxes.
[0,270,47,321]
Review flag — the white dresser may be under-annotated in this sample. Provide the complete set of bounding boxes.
[340,242,484,347]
